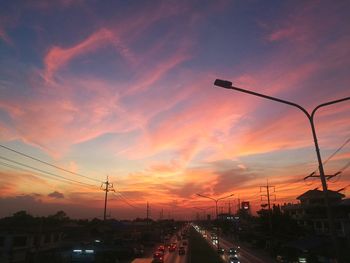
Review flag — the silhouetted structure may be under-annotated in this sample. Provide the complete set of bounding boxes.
[282,189,350,237]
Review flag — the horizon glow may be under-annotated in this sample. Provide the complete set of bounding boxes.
[0,0,349,219]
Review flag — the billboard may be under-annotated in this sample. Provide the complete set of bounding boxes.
[242,201,250,210]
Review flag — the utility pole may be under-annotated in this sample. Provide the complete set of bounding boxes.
[260,179,275,231]
[159,208,164,220]
[304,171,341,181]
[214,78,349,262]
[237,197,240,213]
[101,176,115,221]
[146,202,150,223]
[197,193,234,249]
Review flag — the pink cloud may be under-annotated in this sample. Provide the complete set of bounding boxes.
[0,13,18,45]
[43,28,136,81]
[0,26,11,44]
[124,51,192,95]
[267,27,296,42]
[264,1,348,54]
[0,77,136,155]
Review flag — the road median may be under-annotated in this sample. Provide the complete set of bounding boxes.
[189,226,223,263]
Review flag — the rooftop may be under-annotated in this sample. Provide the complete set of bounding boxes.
[296,189,344,201]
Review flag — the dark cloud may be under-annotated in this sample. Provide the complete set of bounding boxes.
[213,168,258,195]
[0,195,144,219]
[167,183,202,199]
[48,191,64,199]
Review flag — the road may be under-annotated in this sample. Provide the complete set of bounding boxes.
[164,231,188,263]
[203,230,275,263]
[150,228,188,263]
[162,244,187,263]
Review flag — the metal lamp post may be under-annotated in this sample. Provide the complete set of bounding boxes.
[214,79,349,262]
[197,193,234,249]
[193,206,214,220]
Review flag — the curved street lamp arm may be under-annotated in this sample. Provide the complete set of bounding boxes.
[196,193,216,202]
[217,193,234,202]
[311,97,350,118]
[214,79,348,262]
[214,79,310,118]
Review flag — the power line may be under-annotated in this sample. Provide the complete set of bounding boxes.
[276,137,350,188]
[116,190,143,209]
[339,160,350,173]
[0,144,100,183]
[110,181,143,210]
[328,160,350,184]
[0,155,97,189]
[307,137,350,177]
[112,192,142,210]
[0,160,73,186]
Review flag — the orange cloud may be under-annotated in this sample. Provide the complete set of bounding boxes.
[0,170,49,197]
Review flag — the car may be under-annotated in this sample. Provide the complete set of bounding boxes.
[178,246,185,255]
[228,247,237,255]
[157,245,165,252]
[217,247,225,254]
[153,251,164,263]
[169,243,176,252]
[228,256,240,263]
[153,251,164,257]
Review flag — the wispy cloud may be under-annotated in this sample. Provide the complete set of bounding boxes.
[0,1,349,217]
[43,28,135,82]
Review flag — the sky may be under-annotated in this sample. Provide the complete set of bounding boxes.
[0,0,349,220]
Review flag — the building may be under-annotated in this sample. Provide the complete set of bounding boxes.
[0,229,63,263]
[282,189,350,238]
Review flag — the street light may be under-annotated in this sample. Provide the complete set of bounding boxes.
[193,206,214,220]
[197,193,234,249]
[214,78,350,263]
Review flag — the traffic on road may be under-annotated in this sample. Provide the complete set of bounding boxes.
[192,224,274,263]
[150,226,189,263]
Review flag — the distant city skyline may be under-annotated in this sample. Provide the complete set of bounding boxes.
[0,0,349,219]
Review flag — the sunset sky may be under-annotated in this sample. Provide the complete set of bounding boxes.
[0,0,349,219]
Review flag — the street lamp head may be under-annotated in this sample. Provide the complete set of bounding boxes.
[214,79,232,89]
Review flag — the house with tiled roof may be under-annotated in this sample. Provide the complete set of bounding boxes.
[282,189,350,238]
